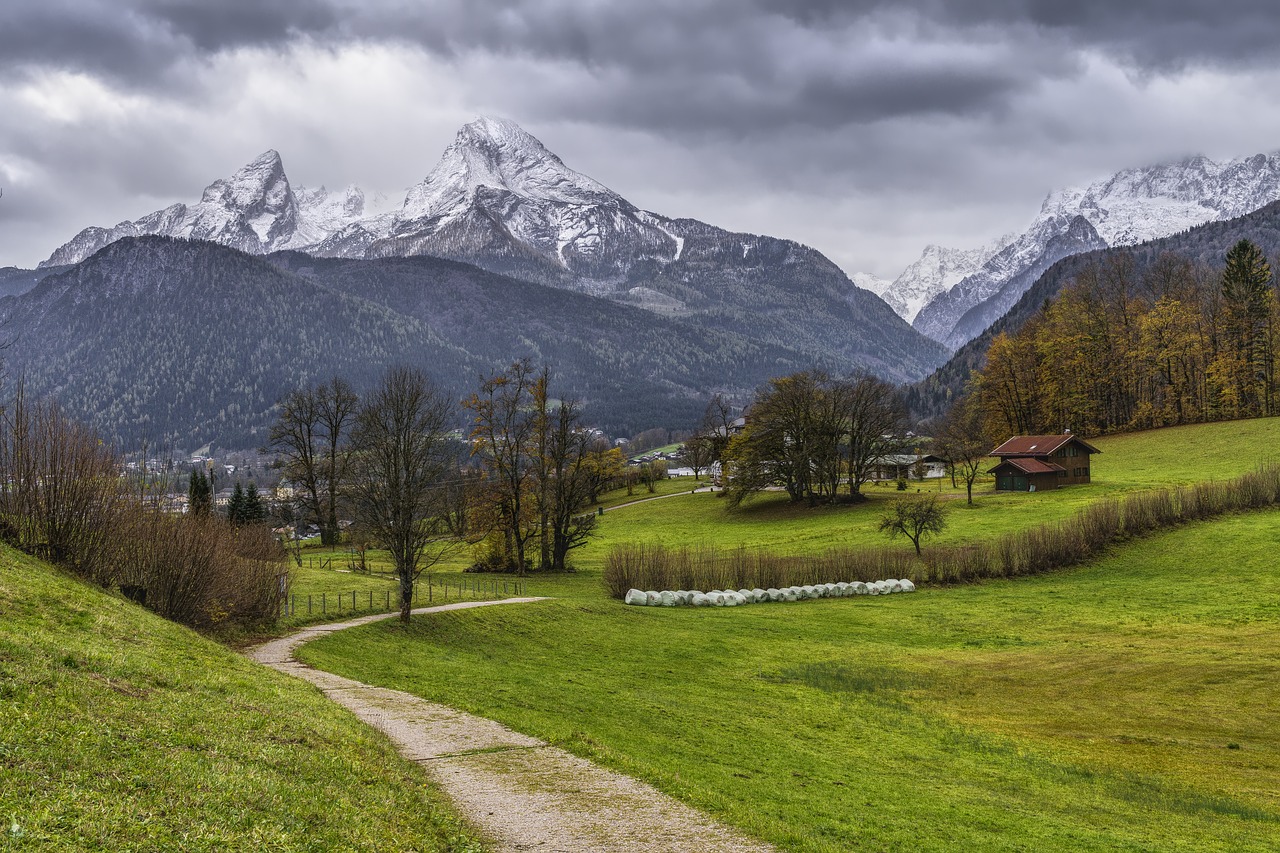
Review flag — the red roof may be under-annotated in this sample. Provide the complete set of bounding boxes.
[990,434,1101,457]
[989,457,1066,475]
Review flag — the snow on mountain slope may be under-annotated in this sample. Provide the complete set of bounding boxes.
[40,151,368,267]
[867,238,1013,323]
[349,116,680,283]
[910,151,1280,348]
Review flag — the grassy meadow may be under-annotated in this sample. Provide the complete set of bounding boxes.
[293,418,1280,851]
[0,545,486,851]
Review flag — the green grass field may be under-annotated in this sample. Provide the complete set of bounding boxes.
[302,512,1280,852]
[570,416,1280,574]
[295,417,1280,851]
[0,545,486,851]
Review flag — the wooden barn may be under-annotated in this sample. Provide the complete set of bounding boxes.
[988,433,1101,492]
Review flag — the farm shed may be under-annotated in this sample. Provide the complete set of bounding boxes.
[989,433,1101,491]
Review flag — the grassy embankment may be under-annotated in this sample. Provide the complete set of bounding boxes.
[0,545,487,851]
[298,418,1280,851]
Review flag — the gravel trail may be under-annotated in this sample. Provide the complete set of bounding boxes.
[248,600,775,852]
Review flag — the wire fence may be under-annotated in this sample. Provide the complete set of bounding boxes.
[280,575,529,618]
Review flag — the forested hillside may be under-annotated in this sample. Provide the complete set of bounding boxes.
[908,200,1280,423]
[0,237,872,448]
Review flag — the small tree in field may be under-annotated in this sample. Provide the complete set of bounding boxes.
[878,494,947,555]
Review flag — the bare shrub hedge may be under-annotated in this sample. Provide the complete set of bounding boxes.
[0,386,286,629]
[603,542,914,599]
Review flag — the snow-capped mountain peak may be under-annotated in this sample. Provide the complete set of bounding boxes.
[859,237,1013,322]
[905,149,1280,348]
[40,150,369,267]
[398,116,623,224]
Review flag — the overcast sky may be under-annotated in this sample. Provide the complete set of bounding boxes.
[4,1,1280,278]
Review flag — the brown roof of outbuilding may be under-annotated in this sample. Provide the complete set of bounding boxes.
[990,434,1101,457]
[988,457,1067,476]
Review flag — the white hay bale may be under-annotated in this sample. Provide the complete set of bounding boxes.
[624,588,648,606]
[752,588,768,602]
[782,588,799,602]
[766,588,783,602]
[899,579,916,592]
[709,591,726,606]
[691,592,709,607]
[659,590,678,606]
[646,591,662,605]
[737,588,755,602]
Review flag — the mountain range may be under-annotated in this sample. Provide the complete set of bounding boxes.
[907,198,1280,421]
[9,118,947,447]
[866,151,1280,349]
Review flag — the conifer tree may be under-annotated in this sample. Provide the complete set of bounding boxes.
[227,481,246,525]
[243,481,266,525]
[1221,239,1274,414]
[188,469,212,516]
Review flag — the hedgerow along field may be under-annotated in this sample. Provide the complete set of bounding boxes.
[0,545,485,852]
[297,417,1280,851]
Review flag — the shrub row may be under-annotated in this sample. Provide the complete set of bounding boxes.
[919,464,1280,584]
[604,464,1280,597]
[603,542,916,599]
[0,387,286,629]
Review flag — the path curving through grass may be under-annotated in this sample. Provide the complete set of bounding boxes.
[248,600,776,853]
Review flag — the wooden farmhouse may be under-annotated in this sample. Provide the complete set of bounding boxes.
[988,433,1101,492]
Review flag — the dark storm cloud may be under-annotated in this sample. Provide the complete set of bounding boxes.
[5,1,1278,127]
[0,0,335,83]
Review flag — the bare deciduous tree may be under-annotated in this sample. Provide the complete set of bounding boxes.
[934,396,993,505]
[267,378,358,546]
[349,367,456,623]
[464,359,539,575]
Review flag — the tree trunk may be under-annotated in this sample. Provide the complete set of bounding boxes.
[399,572,413,623]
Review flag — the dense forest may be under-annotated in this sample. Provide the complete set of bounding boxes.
[966,238,1280,438]
[908,200,1280,424]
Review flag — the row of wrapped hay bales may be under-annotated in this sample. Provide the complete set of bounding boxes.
[623,579,915,606]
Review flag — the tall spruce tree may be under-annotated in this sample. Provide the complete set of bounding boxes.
[243,482,266,525]
[188,469,212,516]
[1221,239,1275,415]
[226,481,246,525]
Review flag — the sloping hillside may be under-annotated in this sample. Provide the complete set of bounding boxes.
[0,545,483,851]
[908,199,1280,421]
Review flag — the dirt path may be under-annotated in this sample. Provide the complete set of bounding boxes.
[248,600,775,853]
[603,485,718,512]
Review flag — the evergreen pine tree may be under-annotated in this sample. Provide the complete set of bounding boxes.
[227,481,246,525]
[243,481,266,525]
[1221,239,1275,414]
[188,469,212,516]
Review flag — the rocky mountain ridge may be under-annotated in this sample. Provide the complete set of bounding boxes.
[864,151,1280,349]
